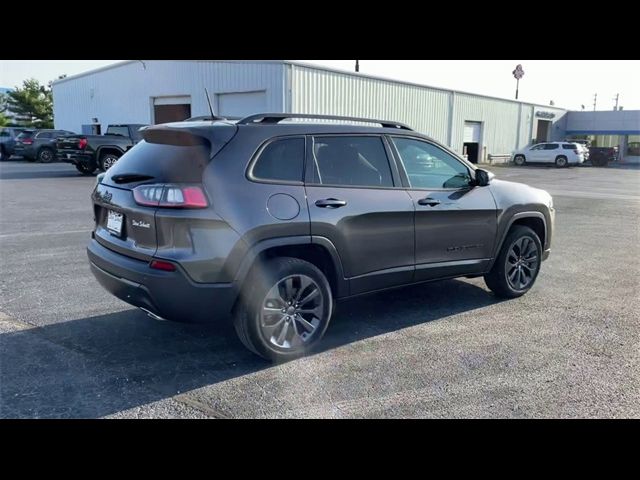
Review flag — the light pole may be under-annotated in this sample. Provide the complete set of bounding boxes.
[512,64,524,100]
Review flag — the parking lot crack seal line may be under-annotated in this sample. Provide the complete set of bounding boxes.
[171,393,230,419]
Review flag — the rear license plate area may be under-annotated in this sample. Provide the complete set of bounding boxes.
[107,210,124,236]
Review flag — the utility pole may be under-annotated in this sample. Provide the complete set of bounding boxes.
[613,93,619,111]
[355,60,360,72]
[593,93,597,111]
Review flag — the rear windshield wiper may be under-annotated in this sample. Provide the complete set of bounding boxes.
[111,173,155,184]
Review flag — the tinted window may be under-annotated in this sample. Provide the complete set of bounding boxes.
[544,144,559,150]
[36,132,52,139]
[562,144,576,150]
[312,136,393,187]
[530,144,544,150]
[106,126,130,137]
[252,137,305,183]
[17,131,34,139]
[392,137,471,189]
[0,131,9,137]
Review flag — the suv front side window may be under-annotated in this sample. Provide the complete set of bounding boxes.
[530,144,544,150]
[311,136,394,188]
[391,137,472,189]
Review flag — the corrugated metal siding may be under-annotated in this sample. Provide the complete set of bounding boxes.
[289,65,451,145]
[52,61,285,132]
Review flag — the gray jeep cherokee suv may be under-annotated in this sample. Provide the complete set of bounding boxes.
[88,113,554,362]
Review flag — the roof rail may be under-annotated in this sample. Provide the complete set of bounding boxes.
[237,113,413,131]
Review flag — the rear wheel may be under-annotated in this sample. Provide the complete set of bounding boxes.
[555,155,568,168]
[513,155,526,166]
[233,257,333,362]
[484,225,542,298]
[100,152,120,171]
[37,147,54,163]
[75,163,96,175]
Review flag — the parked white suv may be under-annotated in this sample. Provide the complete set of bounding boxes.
[512,142,585,167]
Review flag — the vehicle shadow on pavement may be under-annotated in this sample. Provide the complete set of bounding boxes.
[0,167,91,180]
[0,278,500,418]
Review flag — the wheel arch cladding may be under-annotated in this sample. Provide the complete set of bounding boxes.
[511,216,545,247]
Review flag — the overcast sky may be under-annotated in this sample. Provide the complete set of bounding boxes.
[1,60,639,111]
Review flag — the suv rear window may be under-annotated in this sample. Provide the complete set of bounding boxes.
[251,137,305,183]
[102,141,212,186]
[17,131,35,139]
[311,136,393,188]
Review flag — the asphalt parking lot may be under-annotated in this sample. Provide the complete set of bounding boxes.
[1,160,639,418]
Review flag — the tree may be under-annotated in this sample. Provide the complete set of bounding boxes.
[0,92,8,127]
[6,78,53,128]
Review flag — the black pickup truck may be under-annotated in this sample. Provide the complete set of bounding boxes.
[56,124,147,174]
[588,146,618,167]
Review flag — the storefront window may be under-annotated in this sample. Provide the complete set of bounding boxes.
[627,135,640,156]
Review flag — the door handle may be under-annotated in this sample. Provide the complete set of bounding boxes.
[315,198,347,208]
[417,197,441,207]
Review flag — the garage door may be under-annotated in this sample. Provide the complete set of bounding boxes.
[464,122,481,143]
[153,96,191,124]
[217,91,267,118]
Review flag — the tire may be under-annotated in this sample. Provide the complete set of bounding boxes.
[233,257,333,362]
[37,147,54,163]
[484,225,542,299]
[75,163,97,175]
[100,152,120,171]
[555,156,568,168]
[513,155,526,166]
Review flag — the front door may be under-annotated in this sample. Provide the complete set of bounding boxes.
[388,136,497,281]
[305,135,415,295]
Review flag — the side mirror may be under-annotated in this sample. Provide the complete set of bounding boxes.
[475,168,494,187]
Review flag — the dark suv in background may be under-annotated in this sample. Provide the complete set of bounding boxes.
[88,113,554,362]
[14,129,76,162]
[0,127,28,160]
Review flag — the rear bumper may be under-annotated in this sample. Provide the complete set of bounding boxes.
[87,238,237,323]
[58,151,93,165]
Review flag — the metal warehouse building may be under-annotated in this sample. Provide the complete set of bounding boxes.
[54,60,633,164]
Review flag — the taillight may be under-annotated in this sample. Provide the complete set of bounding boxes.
[149,259,176,272]
[22,139,33,145]
[78,138,88,149]
[133,184,208,208]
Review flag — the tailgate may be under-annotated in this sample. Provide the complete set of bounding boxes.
[57,136,83,152]
[92,183,159,261]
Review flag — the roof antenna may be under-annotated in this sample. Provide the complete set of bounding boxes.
[204,88,220,121]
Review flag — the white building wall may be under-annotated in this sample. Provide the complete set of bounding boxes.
[52,60,286,133]
[289,64,451,145]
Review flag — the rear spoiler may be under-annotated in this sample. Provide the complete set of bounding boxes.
[140,122,237,148]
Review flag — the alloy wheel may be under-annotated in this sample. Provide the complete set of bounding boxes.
[505,236,539,290]
[260,274,324,349]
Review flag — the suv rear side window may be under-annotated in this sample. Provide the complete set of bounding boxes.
[311,136,393,188]
[251,137,305,183]
[562,144,577,149]
[36,132,52,139]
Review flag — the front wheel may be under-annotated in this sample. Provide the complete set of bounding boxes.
[100,152,120,171]
[484,225,542,298]
[513,155,526,166]
[233,257,333,362]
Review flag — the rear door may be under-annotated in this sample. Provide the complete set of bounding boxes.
[305,135,415,295]
[388,136,497,281]
[541,143,559,162]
